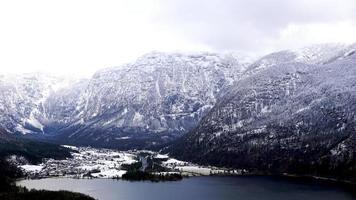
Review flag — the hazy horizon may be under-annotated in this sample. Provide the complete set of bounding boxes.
[1,0,356,77]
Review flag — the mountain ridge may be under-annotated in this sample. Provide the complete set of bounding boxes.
[167,43,356,182]
[0,51,249,149]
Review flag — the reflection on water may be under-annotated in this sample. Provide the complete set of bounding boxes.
[17,176,355,200]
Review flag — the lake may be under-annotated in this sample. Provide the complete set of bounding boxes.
[17,176,355,200]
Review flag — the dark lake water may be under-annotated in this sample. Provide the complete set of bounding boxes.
[17,176,355,200]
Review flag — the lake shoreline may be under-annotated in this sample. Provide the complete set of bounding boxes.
[16,175,356,200]
[17,172,356,190]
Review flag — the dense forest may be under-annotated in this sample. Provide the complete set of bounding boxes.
[0,132,73,164]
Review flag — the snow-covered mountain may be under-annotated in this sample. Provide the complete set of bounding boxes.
[45,52,249,149]
[0,73,76,134]
[168,43,356,182]
[2,44,356,181]
[245,43,356,75]
[0,52,249,149]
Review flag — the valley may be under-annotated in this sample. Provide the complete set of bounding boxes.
[3,1,356,199]
[19,145,243,180]
[1,44,356,199]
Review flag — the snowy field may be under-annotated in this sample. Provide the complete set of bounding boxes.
[19,145,243,179]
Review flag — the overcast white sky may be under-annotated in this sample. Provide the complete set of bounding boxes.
[1,0,356,77]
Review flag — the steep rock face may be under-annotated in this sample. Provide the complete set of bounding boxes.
[41,79,89,133]
[0,73,75,134]
[0,52,246,148]
[169,44,356,181]
[44,52,248,149]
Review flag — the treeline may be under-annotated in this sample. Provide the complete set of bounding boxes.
[0,158,22,193]
[120,161,183,182]
[0,134,73,164]
[122,171,183,182]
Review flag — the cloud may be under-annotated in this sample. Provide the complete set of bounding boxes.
[0,0,356,76]
[154,0,356,54]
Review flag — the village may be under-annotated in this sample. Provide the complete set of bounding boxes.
[20,146,245,180]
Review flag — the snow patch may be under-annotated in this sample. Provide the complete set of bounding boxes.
[20,164,44,172]
[115,136,131,140]
[91,169,127,178]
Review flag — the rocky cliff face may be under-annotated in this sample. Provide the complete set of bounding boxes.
[46,52,248,149]
[0,73,75,134]
[169,44,356,182]
[0,52,248,149]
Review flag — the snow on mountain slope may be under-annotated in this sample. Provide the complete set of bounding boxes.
[44,52,249,149]
[169,43,356,182]
[0,52,248,149]
[0,73,76,134]
[2,44,356,152]
[41,79,89,132]
[79,52,245,130]
[245,43,356,74]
